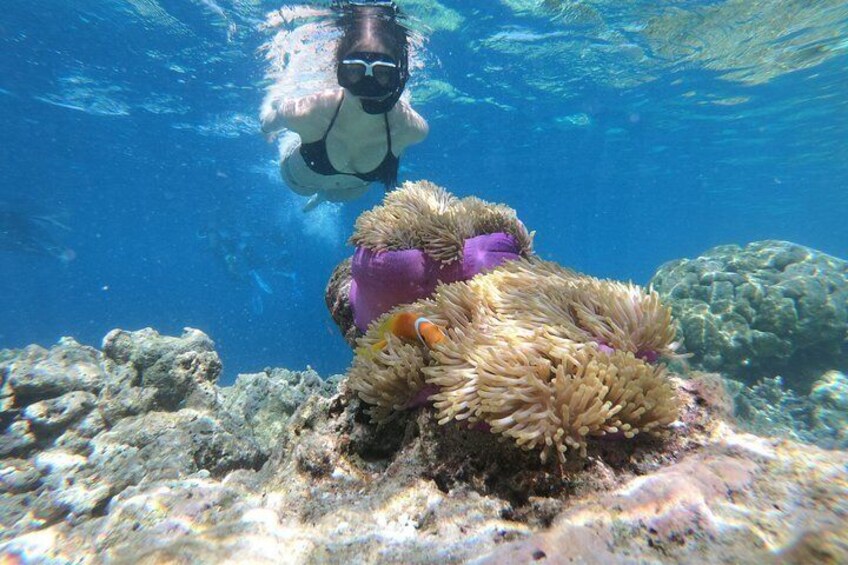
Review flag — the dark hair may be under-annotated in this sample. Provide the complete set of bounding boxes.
[334,2,409,80]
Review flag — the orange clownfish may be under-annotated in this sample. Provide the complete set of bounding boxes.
[363,312,446,356]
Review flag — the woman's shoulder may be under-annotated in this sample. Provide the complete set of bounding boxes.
[284,88,343,120]
[390,101,429,144]
[281,89,343,139]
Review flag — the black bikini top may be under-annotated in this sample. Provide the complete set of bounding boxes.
[299,92,399,189]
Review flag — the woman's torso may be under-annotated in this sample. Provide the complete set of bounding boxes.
[283,89,420,197]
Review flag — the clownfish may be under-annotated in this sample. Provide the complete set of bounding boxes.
[360,312,446,358]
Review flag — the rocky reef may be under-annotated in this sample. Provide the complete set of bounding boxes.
[0,329,335,550]
[650,240,848,388]
[2,328,846,563]
[731,370,848,450]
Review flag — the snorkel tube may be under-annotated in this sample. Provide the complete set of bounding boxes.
[335,1,409,114]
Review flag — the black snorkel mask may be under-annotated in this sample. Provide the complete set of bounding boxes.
[335,1,409,114]
[337,52,403,113]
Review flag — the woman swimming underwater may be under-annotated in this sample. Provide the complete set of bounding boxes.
[261,1,428,211]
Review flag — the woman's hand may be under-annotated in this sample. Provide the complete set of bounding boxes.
[260,97,286,138]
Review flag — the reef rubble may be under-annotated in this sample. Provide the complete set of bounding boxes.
[1,329,846,564]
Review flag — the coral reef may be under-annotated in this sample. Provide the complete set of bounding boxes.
[220,367,341,454]
[1,331,846,564]
[349,258,681,463]
[327,181,535,340]
[0,329,336,540]
[650,240,848,388]
[731,370,848,450]
[481,436,848,564]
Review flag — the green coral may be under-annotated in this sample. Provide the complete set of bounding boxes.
[651,241,848,389]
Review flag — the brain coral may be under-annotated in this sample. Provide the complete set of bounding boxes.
[347,259,681,463]
[650,240,848,388]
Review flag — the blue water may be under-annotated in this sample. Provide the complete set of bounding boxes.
[2,1,847,382]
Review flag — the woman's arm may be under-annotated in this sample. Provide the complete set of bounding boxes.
[391,103,429,152]
[259,96,288,135]
[260,89,342,141]
[259,98,286,135]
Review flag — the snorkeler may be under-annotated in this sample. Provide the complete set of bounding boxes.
[260,1,428,212]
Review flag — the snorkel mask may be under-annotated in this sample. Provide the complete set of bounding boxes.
[335,1,409,114]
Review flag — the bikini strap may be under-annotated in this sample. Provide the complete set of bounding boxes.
[322,91,345,140]
[383,111,392,153]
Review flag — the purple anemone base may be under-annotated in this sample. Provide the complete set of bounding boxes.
[350,232,522,331]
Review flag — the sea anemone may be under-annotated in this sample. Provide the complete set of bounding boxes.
[347,258,682,463]
[327,180,536,337]
[349,180,534,264]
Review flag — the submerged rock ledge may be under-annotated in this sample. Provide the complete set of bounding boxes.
[1,328,846,564]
